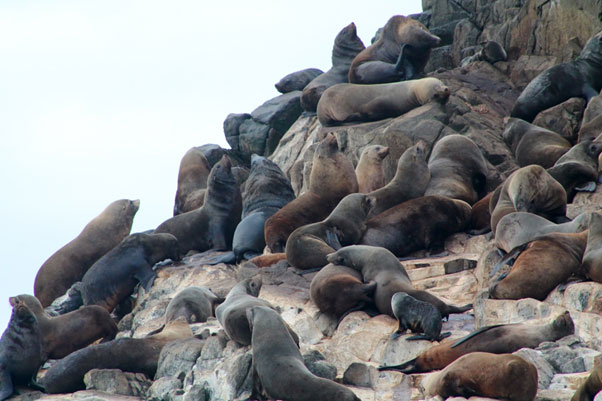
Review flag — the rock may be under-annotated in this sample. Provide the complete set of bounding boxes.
[512,348,554,388]
[155,337,204,380]
[83,369,152,397]
[303,350,337,381]
[545,282,602,315]
[548,372,590,392]
[425,44,455,73]
[343,362,378,388]
[452,19,481,66]
[533,98,586,142]
[147,377,184,401]
[223,113,251,153]
[510,55,558,90]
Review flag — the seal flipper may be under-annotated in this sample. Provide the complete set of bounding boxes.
[324,229,342,251]
[378,357,420,373]
[575,181,597,192]
[451,324,505,348]
[136,268,157,291]
[205,252,236,266]
[0,366,14,401]
[489,243,528,278]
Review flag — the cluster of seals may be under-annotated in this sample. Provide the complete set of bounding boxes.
[423,352,538,401]
[425,134,488,204]
[275,68,323,94]
[173,147,212,215]
[582,212,602,283]
[390,292,449,342]
[317,77,450,127]
[571,362,602,401]
[511,30,602,123]
[34,198,140,307]
[247,305,360,401]
[355,145,389,193]
[348,15,440,84]
[156,155,242,255]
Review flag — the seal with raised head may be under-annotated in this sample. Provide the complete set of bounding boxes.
[425,134,488,204]
[173,147,212,215]
[582,213,602,283]
[390,292,449,341]
[571,362,602,401]
[156,155,242,255]
[423,352,538,401]
[34,198,140,307]
[511,30,602,122]
[247,305,360,401]
[379,311,574,373]
[326,245,471,318]
[317,77,450,127]
[275,68,323,94]
[349,15,441,84]
[286,193,374,271]
[356,145,389,193]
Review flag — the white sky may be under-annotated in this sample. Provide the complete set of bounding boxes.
[0,1,422,330]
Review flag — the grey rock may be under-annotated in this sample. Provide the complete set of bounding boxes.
[343,362,378,388]
[147,377,184,401]
[303,350,337,380]
[83,369,152,397]
[155,337,204,380]
[223,113,251,153]
[533,98,586,143]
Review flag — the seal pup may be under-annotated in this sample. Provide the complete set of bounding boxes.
[247,305,360,401]
[511,30,602,122]
[459,40,507,67]
[34,198,140,307]
[173,147,211,215]
[326,245,471,318]
[582,213,602,283]
[390,292,450,341]
[355,145,389,193]
[286,193,374,271]
[349,15,440,84]
[423,352,538,401]
[548,140,602,201]
[156,155,243,255]
[571,363,602,401]
[317,77,450,126]
[379,311,574,373]
[425,134,488,204]
[275,68,323,94]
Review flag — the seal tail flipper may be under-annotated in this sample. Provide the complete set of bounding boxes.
[145,324,165,337]
[377,357,419,373]
[205,252,236,266]
[0,367,14,401]
[451,324,505,348]
[575,181,597,192]
[489,243,528,278]
[447,303,473,315]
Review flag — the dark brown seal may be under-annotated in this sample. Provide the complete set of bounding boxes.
[173,147,211,215]
[582,213,602,283]
[349,15,440,84]
[390,292,449,342]
[470,191,493,233]
[247,305,360,401]
[423,352,538,401]
[356,145,389,193]
[156,155,242,255]
[275,68,323,94]
[34,198,140,307]
[571,362,602,401]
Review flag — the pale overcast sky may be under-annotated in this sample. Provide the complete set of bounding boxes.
[0,1,422,329]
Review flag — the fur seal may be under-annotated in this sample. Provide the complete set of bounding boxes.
[326,245,471,318]
[264,133,358,253]
[489,231,588,300]
[275,68,323,94]
[459,40,507,67]
[349,15,440,84]
[511,30,602,122]
[571,363,602,401]
[425,134,488,204]
[390,292,449,341]
[360,195,472,257]
[309,263,376,321]
[423,352,538,401]
[582,213,602,283]
[356,145,389,193]
[470,191,493,233]
[0,297,44,401]
[34,198,140,307]
[286,193,374,271]
[41,318,193,394]
[317,77,450,127]
[247,305,360,401]
[379,311,574,373]
[301,23,365,112]
[173,147,211,215]
[156,155,242,255]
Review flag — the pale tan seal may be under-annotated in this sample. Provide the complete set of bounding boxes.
[355,145,389,193]
[571,362,602,401]
[582,213,602,283]
[173,147,212,215]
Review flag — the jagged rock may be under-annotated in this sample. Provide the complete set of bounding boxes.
[343,362,378,388]
[452,18,481,65]
[533,98,586,142]
[513,348,555,389]
[147,377,184,401]
[425,44,455,73]
[509,55,558,90]
[548,372,590,392]
[155,337,204,380]
[546,282,602,315]
[83,369,152,397]
[303,350,338,380]
[223,113,251,153]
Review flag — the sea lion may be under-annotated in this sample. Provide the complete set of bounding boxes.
[317,77,450,127]
[571,363,602,401]
[582,213,602,283]
[34,198,140,307]
[360,196,472,257]
[469,191,493,233]
[14,294,117,360]
[41,318,193,394]
[264,133,358,252]
[425,134,488,204]
[155,155,242,255]
[286,193,374,271]
[247,306,360,401]
[326,245,471,318]
[578,114,602,143]
[275,68,323,94]
[390,292,449,341]
[301,23,365,112]
[547,140,602,200]
[511,30,602,123]
[367,141,430,217]
[459,40,507,67]
[489,231,588,300]
[348,15,440,84]
[355,145,389,193]
[309,263,376,321]
[173,147,211,215]
[489,165,567,233]
[379,311,574,373]
[0,297,44,401]
[423,352,538,401]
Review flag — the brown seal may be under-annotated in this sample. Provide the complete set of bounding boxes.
[41,318,193,394]
[548,140,602,201]
[355,145,389,193]
[425,134,488,204]
[275,68,323,94]
[379,311,574,373]
[317,78,450,127]
[390,292,450,342]
[309,263,376,321]
[34,198,140,307]
[326,245,471,318]
[582,213,602,283]
[469,191,494,233]
[349,15,440,84]
[489,231,588,300]
[423,352,538,401]
[156,155,242,255]
[286,193,374,271]
[264,133,358,253]
[360,195,472,257]
[15,294,117,360]
[173,147,211,215]
[247,305,360,401]
[571,363,602,401]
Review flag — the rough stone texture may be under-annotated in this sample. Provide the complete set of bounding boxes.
[155,337,204,380]
[533,98,586,142]
[83,369,152,397]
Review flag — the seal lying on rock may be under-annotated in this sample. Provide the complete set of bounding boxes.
[582,212,602,284]
[275,68,323,94]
